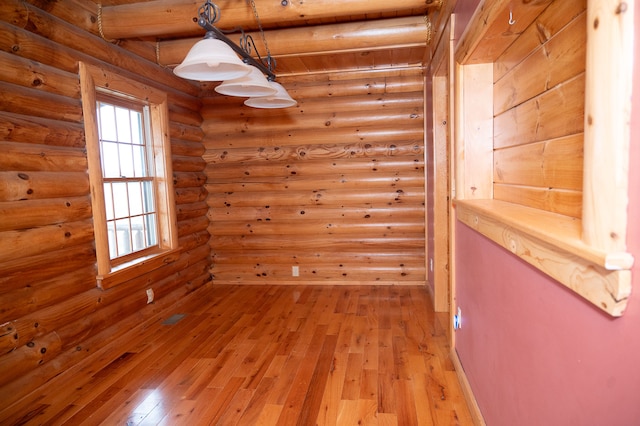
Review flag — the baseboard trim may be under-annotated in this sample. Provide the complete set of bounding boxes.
[450,348,486,426]
[209,279,428,286]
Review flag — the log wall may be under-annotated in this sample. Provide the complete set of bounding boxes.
[492,0,586,218]
[0,0,210,408]
[202,71,426,285]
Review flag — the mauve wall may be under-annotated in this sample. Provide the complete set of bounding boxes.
[454,5,640,425]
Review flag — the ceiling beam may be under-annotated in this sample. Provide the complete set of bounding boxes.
[100,0,437,40]
[157,16,428,66]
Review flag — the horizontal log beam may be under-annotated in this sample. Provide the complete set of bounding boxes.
[208,205,424,222]
[171,139,206,157]
[201,126,425,150]
[0,81,82,123]
[210,234,425,250]
[0,331,63,387]
[0,219,95,263]
[201,107,424,135]
[0,265,96,327]
[211,249,425,264]
[172,154,207,173]
[206,187,425,208]
[205,157,424,179]
[200,73,424,99]
[177,215,209,237]
[205,91,424,118]
[0,196,92,231]
[0,50,80,99]
[173,171,207,188]
[169,122,205,143]
[203,140,424,164]
[0,142,87,173]
[175,186,208,204]
[0,111,84,147]
[176,201,209,221]
[0,171,89,202]
[210,264,425,282]
[208,218,424,236]
[206,172,424,193]
[158,17,429,66]
[0,243,96,289]
[100,0,436,40]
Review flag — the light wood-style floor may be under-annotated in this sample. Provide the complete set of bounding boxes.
[1,284,473,425]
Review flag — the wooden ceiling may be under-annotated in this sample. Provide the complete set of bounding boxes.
[91,0,445,78]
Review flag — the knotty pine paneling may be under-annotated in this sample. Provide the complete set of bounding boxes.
[492,1,586,216]
[202,72,426,285]
[0,2,210,408]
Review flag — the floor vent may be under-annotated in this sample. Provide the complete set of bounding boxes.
[162,314,186,325]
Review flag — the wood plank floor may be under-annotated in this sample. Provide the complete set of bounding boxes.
[0,284,473,425]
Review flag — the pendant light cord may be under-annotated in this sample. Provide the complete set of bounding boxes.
[248,0,274,71]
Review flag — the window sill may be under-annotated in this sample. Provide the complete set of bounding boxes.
[455,199,633,317]
[97,248,181,290]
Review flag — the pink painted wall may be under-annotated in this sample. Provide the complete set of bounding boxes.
[425,74,435,296]
[454,5,640,425]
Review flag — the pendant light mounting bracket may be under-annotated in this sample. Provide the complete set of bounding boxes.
[196,0,276,81]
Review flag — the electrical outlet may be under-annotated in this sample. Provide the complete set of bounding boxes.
[453,307,462,330]
[146,288,154,304]
[292,266,299,277]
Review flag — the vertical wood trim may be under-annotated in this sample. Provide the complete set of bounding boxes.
[78,62,110,275]
[432,76,449,312]
[454,61,464,203]
[448,15,458,350]
[455,63,493,200]
[582,0,634,254]
[424,74,431,296]
[150,99,178,250]
[429,15,454,314]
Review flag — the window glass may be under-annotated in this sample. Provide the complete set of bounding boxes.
[96,99,158,260]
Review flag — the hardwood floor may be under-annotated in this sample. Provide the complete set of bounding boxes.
[0,284,473,425]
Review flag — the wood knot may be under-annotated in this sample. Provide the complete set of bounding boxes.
[616,2,627,14]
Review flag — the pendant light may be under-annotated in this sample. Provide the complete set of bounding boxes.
[244,81,297,108]
[215,66,277,97]
[173,33,252,82]
[172,0,296,108]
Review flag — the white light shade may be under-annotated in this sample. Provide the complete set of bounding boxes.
[214,66,277,97]
[244,81,297,109]
[173,38,251,81]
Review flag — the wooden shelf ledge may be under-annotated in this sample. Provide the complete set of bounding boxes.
[455,199,633,317]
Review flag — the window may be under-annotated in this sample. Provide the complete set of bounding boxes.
[80,63,178,289]
[97,97,158,262]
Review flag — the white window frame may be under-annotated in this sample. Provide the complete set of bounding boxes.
[80,62,179,289]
